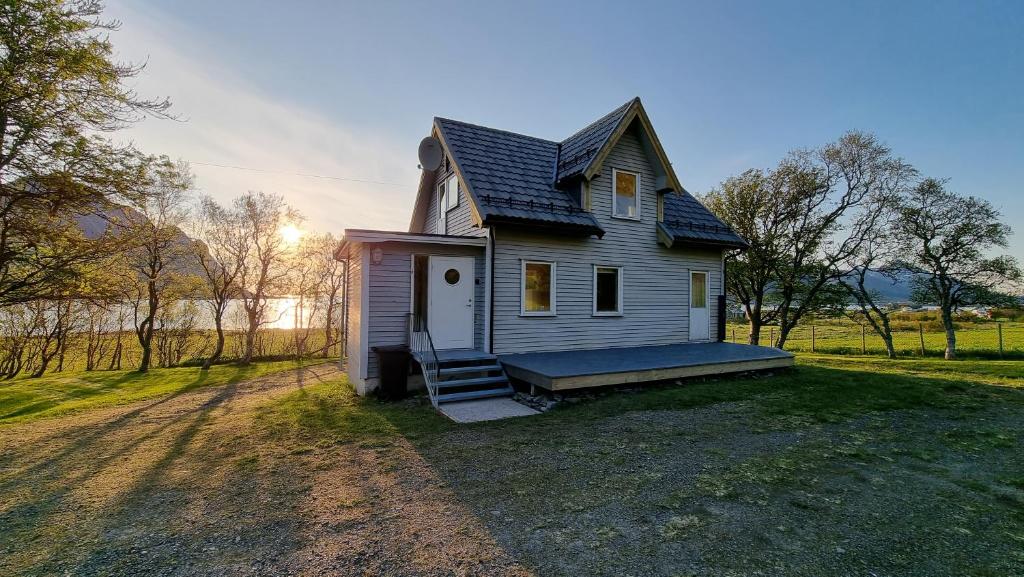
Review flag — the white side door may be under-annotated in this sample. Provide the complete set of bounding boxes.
[688,270,710,341]
[428,256,475,349]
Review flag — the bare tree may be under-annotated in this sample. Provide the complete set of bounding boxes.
[83,301,116,371]
[317,233,346,357]
[771,132,914,349]
[841,229,902,359]
[191,197,247,369]
[122,158,194,372]
[0,303,42,378]
[703,169,791,344]
[235,192,300,365]
[704,133,913,348]
[897,178,1021,359]
[29,299,77,377]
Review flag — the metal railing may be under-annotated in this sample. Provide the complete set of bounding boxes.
[408,313,442,406]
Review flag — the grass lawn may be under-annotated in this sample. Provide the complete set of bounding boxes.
[259,354,1024,576]
[2,355,1022,576]
[0,359,327,425]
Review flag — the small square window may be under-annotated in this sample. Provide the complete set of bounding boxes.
[521,261,555,315]
[613,169,639,218]
[594,266,623,315]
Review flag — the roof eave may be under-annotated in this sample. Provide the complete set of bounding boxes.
[484,215,605,239]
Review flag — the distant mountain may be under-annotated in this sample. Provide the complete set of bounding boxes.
[855,269,920,304]
[74,203,202,277]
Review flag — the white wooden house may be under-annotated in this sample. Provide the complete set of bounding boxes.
[335,98,792,405]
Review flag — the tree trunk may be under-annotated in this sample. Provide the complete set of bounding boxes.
[941,306,957,360]
[323,303,335,358]
[776,322,794,350]
[204,316,225,370]
[137,280,158,372]
[242,312,257,366]
[882,333,896,359]
[747,317,761,346]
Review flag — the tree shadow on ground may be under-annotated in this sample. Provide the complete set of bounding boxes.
[377,362,1024,577]
[0,364,335,577]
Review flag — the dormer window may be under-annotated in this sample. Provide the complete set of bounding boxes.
[612,169,640,219]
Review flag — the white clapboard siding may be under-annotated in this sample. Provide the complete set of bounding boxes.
[491,129,724,354]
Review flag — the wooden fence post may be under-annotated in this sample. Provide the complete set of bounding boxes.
[731,328,735,343]
[770,326,775,348]
[998,322,1004,358]
[861,325,866,355]
[811,325,816,352]
[919,323,926,356]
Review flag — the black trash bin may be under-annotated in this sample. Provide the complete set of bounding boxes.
[372,345,410,400]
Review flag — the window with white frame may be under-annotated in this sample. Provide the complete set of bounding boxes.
[612,168,640,218]
[437,173,460,233]
[521,261,555,315]
[437,180,448,233]
[593,265,623,315]
[446,173,459,209]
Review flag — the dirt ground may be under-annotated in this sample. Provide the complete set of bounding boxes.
[0,365,529,577]
[1,362,1023,576]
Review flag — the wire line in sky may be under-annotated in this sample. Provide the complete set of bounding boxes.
[191,161,407,187]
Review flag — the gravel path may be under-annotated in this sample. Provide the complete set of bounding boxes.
[0,364,530,577]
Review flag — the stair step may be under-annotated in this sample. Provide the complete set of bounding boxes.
[436,386,515,404]
[433,375,509,389]
[439,364,503,377]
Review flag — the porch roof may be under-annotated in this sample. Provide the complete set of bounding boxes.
[498,342,794,391]
[335,229,487,260]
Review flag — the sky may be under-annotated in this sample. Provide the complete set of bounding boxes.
[107,0,1023,255]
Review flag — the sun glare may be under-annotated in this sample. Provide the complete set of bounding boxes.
[280,223,304,245]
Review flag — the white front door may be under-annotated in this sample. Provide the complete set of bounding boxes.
[689,270,710,341]
[428,256,475,349]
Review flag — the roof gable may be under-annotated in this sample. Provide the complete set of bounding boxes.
[556,99,634,181]
[407,98,740,247]
[563,98,684,195]
[431,117,604,235]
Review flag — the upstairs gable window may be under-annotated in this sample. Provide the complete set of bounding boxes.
[436,173,460,233]
[437,182,448,233]
[612,169,640,219]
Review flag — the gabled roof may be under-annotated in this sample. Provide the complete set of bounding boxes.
[555,98,635,181]
[410,98,744,248]
[660,192,748,249]
[434,117,603,235]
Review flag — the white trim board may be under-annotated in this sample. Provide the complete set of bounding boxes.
[342,229,488,247]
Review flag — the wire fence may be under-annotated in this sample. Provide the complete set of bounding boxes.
[726,322,1024,359]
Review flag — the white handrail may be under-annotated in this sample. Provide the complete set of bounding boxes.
[408,313,441,407]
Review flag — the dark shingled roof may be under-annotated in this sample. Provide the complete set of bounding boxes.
[662,192,748,248]
[555,98,635,181]
[435,117,603,234]
[431,98,745,248]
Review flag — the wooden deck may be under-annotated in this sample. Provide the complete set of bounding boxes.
[498,342,794,391]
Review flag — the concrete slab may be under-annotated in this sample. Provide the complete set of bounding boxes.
[438,397,540,423]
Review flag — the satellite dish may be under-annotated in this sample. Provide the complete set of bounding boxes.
[418,136,443,171]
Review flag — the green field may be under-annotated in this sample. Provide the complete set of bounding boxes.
[0,359,328,425]
[727,320,1024,358]
[0,327,339,376]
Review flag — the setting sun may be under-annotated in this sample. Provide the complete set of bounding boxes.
[280,223,303,245]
